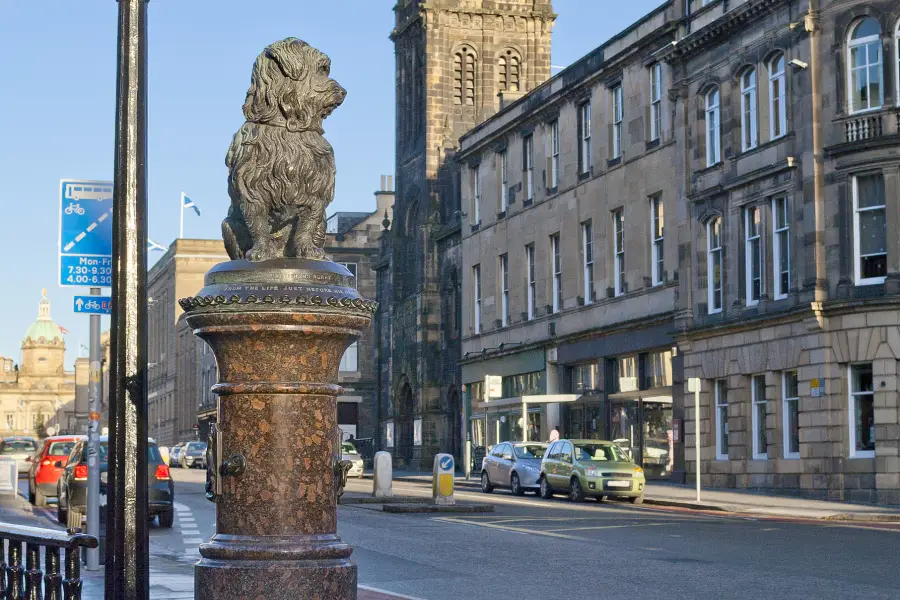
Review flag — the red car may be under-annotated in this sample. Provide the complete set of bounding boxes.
[28,435,84,507]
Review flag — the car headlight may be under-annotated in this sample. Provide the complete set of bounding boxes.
[585,467,599,477]
[634,467,644,476]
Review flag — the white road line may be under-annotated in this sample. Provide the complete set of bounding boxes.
[183,538,204,545]
[358,585,426,600]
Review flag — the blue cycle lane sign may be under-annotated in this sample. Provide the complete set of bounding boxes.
[74,296,113,315]
[58,180,113,288]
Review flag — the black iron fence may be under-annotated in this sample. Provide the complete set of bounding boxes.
[0,524,97,600]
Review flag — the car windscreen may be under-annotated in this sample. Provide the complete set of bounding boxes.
[186,442,206,453]
[574,443,628,463]
[48,441,78,457]
[513,444,546,459]
[1,440,36,454]
[342,443,358,455]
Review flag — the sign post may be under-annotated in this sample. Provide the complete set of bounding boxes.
[687,377,702,503]
[59,179,113,572]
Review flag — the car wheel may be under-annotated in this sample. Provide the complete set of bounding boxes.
[158,510,174,528]
[569,478,585,503]
[28,480,35,504]
[539,476,553,500]
[35,487,47,508]
[56,503,67,525]
[480,471,493,493]
[629,494,644,505]
[510,472,524,496]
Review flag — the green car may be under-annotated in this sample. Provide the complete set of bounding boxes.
[539,439,646,503]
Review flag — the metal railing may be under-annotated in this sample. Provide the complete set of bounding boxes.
[0,523,97,600]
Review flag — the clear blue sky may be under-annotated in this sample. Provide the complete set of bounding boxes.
[0,0,663,368]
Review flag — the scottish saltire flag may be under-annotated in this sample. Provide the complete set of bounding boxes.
[182,193,201,216]
[148,239,169,252]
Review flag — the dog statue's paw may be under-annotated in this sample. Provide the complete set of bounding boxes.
[247,239,276,262]
[296,241,325,260]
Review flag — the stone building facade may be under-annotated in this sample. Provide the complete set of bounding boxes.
[147,239,229,446]
[375,0,556,469]
[668,0,900,503]
[452,0,900,501]
[0,291,87,437]
[328,181,394,446]
[457,3,682,479]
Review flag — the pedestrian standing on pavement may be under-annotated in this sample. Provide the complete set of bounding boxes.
[548,426,560,443]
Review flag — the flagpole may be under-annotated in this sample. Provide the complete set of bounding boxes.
[179,192,184,239]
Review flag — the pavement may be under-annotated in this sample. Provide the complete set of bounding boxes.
[386,470,900,521]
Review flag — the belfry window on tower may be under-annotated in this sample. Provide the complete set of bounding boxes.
[453,46,477,106]
[499,49,520,93]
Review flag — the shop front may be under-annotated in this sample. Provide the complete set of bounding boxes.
[558,324,680,480]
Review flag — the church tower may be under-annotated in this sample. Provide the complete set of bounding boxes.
[376,0,554,468]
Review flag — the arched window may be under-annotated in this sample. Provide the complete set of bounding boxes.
[498,49,521,92]
[768,53,786,139]
[740,68,758,151]
[706,218,723,314]
[847,17,883,113]
[453,46,477,106]
[705,87,721,166]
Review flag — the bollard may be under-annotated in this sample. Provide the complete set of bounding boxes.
[432,454,455,506]
[372,452,393,499]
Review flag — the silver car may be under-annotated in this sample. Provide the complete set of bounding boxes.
[342,442,364,478]
[480,441,547,496]
[1,437,39,475]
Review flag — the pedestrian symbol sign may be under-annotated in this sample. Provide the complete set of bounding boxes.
[59,180,113,288]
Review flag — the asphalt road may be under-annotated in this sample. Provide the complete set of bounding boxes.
[9,472,900,600]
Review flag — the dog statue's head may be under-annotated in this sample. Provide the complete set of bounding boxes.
[242,38,346,134]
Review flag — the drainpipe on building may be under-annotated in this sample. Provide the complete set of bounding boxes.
[806,0,843,501]
[807,0,827,305]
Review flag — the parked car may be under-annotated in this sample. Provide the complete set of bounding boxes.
[57,436,174,528]
[0,437,39,475]
[341,442,363,478]
[181,441,207,469]
[169,442,186,467]
[538,439,646,504]
[28,435,84,506]
[480,441,547,496]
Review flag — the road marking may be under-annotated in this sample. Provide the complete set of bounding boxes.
[432,516,583,540]
[544,522,677,532]
[183,538,204,545]
[358,585,426,600]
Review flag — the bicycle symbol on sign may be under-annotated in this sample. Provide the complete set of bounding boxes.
[65,203,86,216]
[84,300,101,310]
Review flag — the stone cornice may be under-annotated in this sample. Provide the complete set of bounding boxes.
[666,0,787,64]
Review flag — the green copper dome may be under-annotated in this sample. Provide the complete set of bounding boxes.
[23,289,63,345]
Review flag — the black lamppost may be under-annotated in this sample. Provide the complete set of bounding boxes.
[106,1,150,598]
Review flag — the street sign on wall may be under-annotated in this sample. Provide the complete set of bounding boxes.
[58,180,113,287]
[74,295,113,315]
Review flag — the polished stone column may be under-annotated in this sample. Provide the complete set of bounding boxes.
[181,259,375,600]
